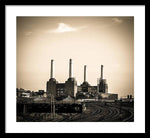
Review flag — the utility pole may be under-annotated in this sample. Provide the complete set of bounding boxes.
[50,94,55,119]
[50,94,53,118]
[120,98,122,114]
[53,95,55,118]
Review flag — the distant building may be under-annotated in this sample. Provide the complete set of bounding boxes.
[46,59,118,101]
[16,88,31,98]
[77,65,97,94]
[65,78,77,97]
[21,92,30,98]
[98,65,108,93]
[46,59,77,99]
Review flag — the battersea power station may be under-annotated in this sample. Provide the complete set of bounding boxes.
[46,59,118,100]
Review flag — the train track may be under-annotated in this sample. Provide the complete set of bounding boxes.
[106,103,134,122]
[57,102,134,122]
[18,102,134,122]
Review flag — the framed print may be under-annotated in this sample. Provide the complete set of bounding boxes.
[2,1,148,134]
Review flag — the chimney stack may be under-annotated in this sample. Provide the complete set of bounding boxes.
[69,59,73,78]
[101,65,103,79]
[84,65,87,82]
[50,59,54,78]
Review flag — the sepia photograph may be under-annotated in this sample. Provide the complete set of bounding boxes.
[16,16,134,122]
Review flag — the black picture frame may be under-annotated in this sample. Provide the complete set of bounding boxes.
[0,0,149,136]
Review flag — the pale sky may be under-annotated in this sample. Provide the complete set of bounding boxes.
[17,17,134,98]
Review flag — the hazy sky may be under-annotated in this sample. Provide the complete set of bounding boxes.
[17,16,134,98]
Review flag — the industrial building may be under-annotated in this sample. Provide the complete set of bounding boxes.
[79,65,96,93]
[98,65,108,93]
[46,59,118,100]
[46,59,77,99]
[76,65,108,94]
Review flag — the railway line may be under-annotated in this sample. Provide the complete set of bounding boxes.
[57,102,134,122]
[17,101,134,122]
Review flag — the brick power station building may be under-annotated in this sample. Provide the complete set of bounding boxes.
[46,59,77,99]
[46,59,118,100]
